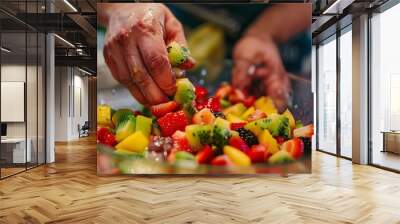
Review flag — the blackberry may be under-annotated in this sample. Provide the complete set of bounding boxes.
[212,111,225,119]
[237,128,258,146]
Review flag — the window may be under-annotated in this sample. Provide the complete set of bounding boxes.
[370,3,400,171]
[339,28,352,158]
[317,36,337,154]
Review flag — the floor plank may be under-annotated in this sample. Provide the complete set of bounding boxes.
[0,136,399,224]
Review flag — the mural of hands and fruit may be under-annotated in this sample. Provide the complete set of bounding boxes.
[97,42,313,175]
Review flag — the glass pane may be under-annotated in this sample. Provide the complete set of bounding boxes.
[339,29,352,158]
[27,31,38,168]
[317,37,337,154]
[38,33,45,165]
[371,4,400,171]
[1,31,27,177]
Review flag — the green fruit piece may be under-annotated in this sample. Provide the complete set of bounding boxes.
[135,115,153,137]
[182,102,197,118]
[223,103,246,117]
[112,109,133,126]
[118,160,133,174]
[244,118,272,136]
[185,124,213,150]
[268,150,294,165]
[167,42,189,67]
[175,151,195,161]
[220,99,231,109]
[174,78,196,106]
[115,115,136,142]
[212,118,232,152]
[244,114,290,138]
[140,107,153,117]
[283,109,295,130]
[115,148,145,157]
[267,114,290,139]
[214,117,230,129]
[295,120,303,129]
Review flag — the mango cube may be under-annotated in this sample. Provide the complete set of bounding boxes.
[223,146,251,166]
[258,130,279,154]
[115,132,149,153]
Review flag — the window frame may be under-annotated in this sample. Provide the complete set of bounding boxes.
[314,22,353,161]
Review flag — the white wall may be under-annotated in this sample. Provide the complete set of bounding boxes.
[54,67,89,141]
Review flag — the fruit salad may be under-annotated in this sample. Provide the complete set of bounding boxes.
[97,42,313,174]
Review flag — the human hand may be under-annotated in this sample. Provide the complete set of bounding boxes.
[102,3,187,106]
[232,35,291,112]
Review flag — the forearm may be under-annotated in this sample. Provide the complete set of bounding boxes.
[245,3,311,43]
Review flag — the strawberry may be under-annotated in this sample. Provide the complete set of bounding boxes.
[281,138,304,159]
[247,144,270,163]
[229,89,246,104]
[229,136,250,153]
[211,155,233,166]
[293,124,314,138]
[196,145,214,164]
[192,108,216,125]
[172,131,191,152]
[97,127,117,147]
[243,96,256,107]
[157,110,189,137]
[179,57,196,70]
[103,134,117,147]
[150,101,179,118]
[230,122,247,130]
[195,85,208,102]
[206,97,221,112]
[247,109,267,122]
[195,101,207,110]
[275,136,286,145]
[134,111,142,116]
[215,84,232,99]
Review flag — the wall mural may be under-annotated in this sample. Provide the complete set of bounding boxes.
[96,3,313,175]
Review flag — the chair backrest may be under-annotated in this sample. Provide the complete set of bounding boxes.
[82,121,90,129]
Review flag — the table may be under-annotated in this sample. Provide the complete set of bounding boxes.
[1,138,31,164]
[381,131,400,154]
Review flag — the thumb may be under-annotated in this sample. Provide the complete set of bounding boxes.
[163,7,187,46]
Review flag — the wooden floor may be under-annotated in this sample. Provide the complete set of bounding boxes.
[0,136,400,224]
[1,167,26,178]
[372,150,400,171]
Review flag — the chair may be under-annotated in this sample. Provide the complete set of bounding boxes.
[78,121,90,138]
